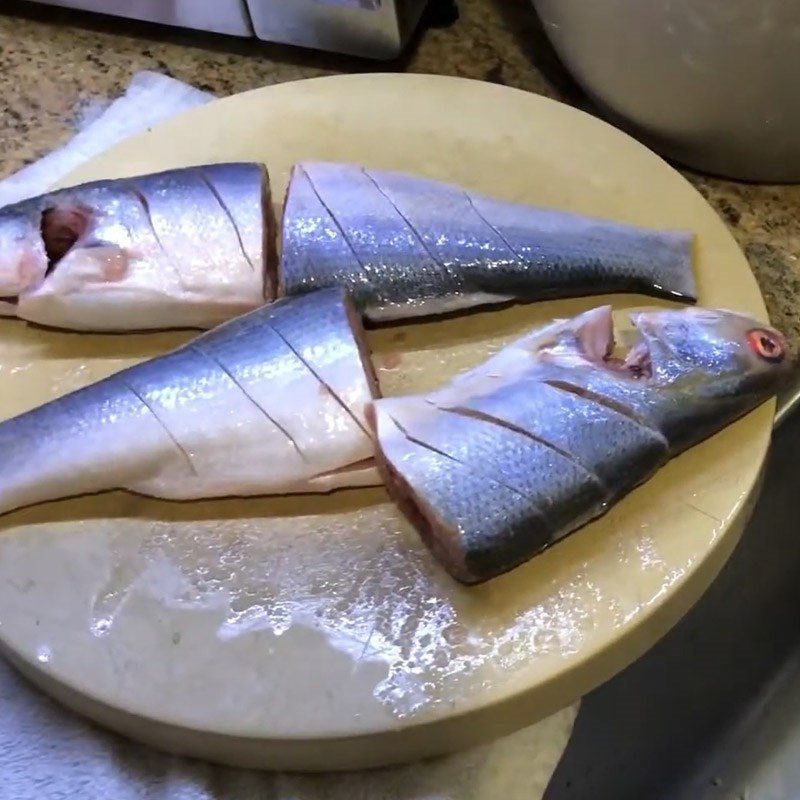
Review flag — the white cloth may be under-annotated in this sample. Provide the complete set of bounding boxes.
[0,71,580,799]
[0,656,577,800]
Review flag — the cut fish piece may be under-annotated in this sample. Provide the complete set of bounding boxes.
[385,394,609,533]
[0,288,380,516]
[280,162,697,321]
[370,406,550,584]
[0,163,274,331]
[370,305,789,584]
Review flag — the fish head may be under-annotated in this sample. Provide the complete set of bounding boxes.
[624,306,791,449]
[0,194,98,303]
[525,305,789,450]
[631,307,790,396]
[0,202,48,298]
[535,304,790,394]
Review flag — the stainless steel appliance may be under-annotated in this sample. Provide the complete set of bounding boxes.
[246,0,428,60]
[23,0,430,58]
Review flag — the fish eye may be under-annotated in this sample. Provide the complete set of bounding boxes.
[746,328,786,364]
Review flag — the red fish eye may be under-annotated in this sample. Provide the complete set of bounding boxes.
[746,328,785,363]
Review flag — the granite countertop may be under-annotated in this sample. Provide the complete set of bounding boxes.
[2,0,800,366]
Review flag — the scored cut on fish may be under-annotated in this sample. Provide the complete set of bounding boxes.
[368,305,790,584]
[0,162,275,331]
[280,161,697,321]
[0,287,379,516]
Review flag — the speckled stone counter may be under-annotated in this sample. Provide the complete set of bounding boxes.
[2,0,799,355]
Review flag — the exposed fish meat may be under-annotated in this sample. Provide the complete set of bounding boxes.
[280,161,697,321]
[0,288,379,516]
[369,306,789,584]
[0,162,274,331]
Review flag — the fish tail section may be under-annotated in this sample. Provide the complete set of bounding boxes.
[0,375,184,516]
[634,228,697,302]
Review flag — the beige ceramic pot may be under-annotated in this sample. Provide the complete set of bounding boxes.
[533,0,800,181]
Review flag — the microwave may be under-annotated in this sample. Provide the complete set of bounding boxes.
[22,0,431,59]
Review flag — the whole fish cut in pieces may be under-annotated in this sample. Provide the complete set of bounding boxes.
[0,288,379,516]
[0,162,275,331]
[369,305,790,584]
[280,161,697,321]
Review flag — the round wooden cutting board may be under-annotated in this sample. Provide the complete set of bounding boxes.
[0,74,774,771]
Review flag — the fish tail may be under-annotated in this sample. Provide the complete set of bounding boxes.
[0,375,174,517]
[0,405,106,516]
[638,228,697,303]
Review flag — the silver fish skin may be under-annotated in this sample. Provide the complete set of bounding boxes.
[369,305,790,584]
[0,162,274,331]
[280,161,697,321]
[0,288,379,516]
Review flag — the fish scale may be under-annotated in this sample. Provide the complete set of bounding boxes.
[0,372,190,513]
[445,377,669,495]
[188,300,369,473]
[358,167,509,287]
[280,162,697,320]
[385,397,608,535]
[299,163,452,313]
[371,305,790,584]
[0,288,379,516]
[261,287,375,428]
[136,169,245,296]
[0,163,269,331]
[279,165,369,304]
[375,413,553,582]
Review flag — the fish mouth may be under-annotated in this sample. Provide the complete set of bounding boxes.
[575,305,653,379]
[604,335,653,379]
[0,205,92,304]
[41,206,93,274]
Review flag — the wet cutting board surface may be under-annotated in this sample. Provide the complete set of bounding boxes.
[0,74,773,770]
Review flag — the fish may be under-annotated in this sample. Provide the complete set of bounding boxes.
[368,305,790,584]
[0,287,380,516]
[279,161,697,321]
[0,162,275,331]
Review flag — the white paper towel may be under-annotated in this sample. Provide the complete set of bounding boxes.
[0,71,214,207]
[0,71,580,800]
